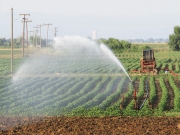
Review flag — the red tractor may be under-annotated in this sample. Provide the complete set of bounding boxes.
[140,49,158,75]
[131,49,177,76]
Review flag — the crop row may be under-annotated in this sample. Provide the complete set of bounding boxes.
[1,74,180,116]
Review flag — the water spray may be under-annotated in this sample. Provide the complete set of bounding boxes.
[128,76,132,82]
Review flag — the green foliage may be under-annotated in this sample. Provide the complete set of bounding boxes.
[153,109,165,116]
[0,58,23,76]
[97,38,131,53]
[168,26,180,51]
[2,47,180,117]
[0,38,10,48]
[149,76,156,103]
[130,44,139,52]
[168,76,180,111]
[0,37,22,48]
[120,40,131,49]
[158,77,168,111]
[122,109,139,116]
[97,38,154,53]
[138,102,153,116]
[139,45,151,51]
[0,38,6,46]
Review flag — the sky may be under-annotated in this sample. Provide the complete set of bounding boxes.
[1,0,180,39]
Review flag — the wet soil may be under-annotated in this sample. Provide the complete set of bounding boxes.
[174,78,180,88]
[1,116,180,135]
[153,79,162,109]
[164,78,174,110]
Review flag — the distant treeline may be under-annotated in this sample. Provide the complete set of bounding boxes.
[0,36,52,48]
[127,38,169,43]
[0,37,168,52]
[97,38,154,53]
[0,38,11,47]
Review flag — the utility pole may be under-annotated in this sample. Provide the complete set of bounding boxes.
[34,26,39,47]
[11,8,13,74]
[53,27,58,37]
[25,20,32,49]
[19,13,30,58]
[44,23,52,51]
[37,24,44,48]
[29,30,34,46]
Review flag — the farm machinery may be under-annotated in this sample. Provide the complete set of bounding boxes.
[119,49,155,110]
[120,49,178,110]
[131,49,177,76]
[131,49,157,75]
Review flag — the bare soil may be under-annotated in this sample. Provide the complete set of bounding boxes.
[1,116,180,135]
[174,78,180,88]
[153,79,162,109]
[164,78,174,110]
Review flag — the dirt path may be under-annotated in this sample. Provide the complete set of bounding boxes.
[164,78,174,111]
[174,77,180,88]
[172,64,176,70]
[152,79,162,109]
[0,116,180,135]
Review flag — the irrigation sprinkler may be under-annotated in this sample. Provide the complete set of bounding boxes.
[120,77,150,110]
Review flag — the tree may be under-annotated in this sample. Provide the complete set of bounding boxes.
[106,38,123,50]
[139,45,151,51]
[0,38,6,46]
[97,38,107,45]
[168,26,180,51]
[97,38,132,52]
[120,40,131,49]
[14,37,22,48]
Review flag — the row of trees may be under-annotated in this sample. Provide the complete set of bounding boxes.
[98,38,131,50]
[1,25,179,51]
[0,36,48,48]
[0,37,22,48]
[97,38,151,53]
[96,26,180,52]
[0,38,11,47]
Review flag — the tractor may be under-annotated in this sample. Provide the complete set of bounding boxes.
[140,49,157,75]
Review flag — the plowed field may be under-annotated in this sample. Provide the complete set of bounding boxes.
[0,116,180,135]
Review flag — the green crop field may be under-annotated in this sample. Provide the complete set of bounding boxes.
[0,45,180,117]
